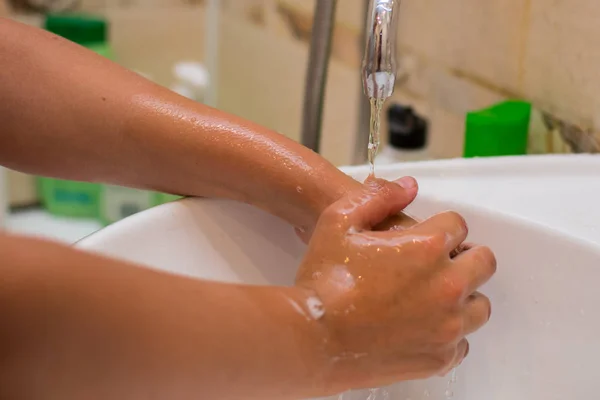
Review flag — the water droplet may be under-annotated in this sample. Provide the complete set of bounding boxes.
[444,368,457,398]
[296,186,303,193]
[451,368,457,383]
[344,256,350,264]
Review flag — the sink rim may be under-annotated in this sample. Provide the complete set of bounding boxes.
[77,154,600,251]
[76,190,600,261]
[346,153,600,178]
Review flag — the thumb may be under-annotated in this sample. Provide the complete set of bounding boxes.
[322,177,418,231]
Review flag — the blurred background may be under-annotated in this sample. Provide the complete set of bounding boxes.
[1,0,598,243]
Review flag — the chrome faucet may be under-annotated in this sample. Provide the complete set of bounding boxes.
[300,0,401,164]
[361,0,400,101]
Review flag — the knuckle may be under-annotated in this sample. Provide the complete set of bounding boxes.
[438,317,463,344]
[433,347,457,371]
[439,277,466,303]
[320,206,347,225]
[421,231,447,255]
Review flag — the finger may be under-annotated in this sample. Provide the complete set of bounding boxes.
[410,211,468,254]
[439,339,469,377]
[452,245,497,295]
[323,177,418,231]
[455,338,470,367]
[294,226,311,244]
[450,242,473,259]
[373,211,419,232]
[462,292,491,335]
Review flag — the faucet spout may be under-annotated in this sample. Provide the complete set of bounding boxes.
[362,0,401,100]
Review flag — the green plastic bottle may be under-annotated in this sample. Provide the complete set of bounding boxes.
[38,14,113,219]
[44,13,114,58]
[464,100,531,158]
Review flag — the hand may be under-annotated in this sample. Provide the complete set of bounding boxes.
[295,176,419,244]
[296,178,496,393]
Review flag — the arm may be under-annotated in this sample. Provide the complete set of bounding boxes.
[0,234,329,400]
[0,18,363,232]
[0,180,494,399]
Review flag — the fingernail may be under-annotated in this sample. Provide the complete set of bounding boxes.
[394,176,417,189]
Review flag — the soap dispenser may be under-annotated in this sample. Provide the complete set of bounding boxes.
[377,104,429,165]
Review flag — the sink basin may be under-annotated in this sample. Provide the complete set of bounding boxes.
[77,154,600,399]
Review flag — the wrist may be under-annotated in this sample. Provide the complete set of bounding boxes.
[276,286,339,397]
[302,170,362,229]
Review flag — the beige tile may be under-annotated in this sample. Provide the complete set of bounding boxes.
[397,56,507,113]
[277,0,363,33]
[428,66,508,115]
[218,13,360,166]
[7,171,38,207]
[103,0,191,8]
[107,6,205,87]
[428,107,466,159]
[399,0,528,92]
[523,0,600,127]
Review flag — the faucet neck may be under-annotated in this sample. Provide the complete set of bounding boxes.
[361,0,400,100]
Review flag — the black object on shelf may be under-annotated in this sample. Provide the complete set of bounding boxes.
[387,104,428,150]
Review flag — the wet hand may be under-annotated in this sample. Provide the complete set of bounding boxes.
[295,177,419,244]
[296,178,496,392]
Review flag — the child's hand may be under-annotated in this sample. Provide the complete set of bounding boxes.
[297,178,495,393]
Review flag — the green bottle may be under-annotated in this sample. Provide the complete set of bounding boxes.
[464,100,532,158]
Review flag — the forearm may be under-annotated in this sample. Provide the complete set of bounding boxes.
[0,18,359,229]
[0,234,330,399]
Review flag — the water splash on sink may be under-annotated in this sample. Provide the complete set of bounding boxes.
[337,388,390,400]
[336,368,458,400]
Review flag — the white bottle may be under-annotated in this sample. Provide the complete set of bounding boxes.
[170,62,209,102]
[376,104,430,166]
[376,144,430,164]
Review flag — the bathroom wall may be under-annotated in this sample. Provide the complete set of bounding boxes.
[271,0,600,159]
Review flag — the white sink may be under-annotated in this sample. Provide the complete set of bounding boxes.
[77,154,600,399]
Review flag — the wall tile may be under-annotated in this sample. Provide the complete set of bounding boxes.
[399,0,528,93]
[523,0,600,126]
[429,107,466,159]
